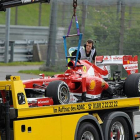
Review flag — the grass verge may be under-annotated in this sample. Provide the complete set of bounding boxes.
[18,70,63,76]
[0,61,44,66]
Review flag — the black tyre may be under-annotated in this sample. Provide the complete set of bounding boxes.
[77,122,100,140]
[125,73,140,97]
[45,80,70,104]
[108,117,129,140]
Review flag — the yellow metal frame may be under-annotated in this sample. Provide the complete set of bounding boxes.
[0,76,28,109]
[17,97,140,118]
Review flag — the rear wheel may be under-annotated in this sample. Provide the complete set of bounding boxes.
[77,122,100,140]
[125,73,140,97]
[108,117,129,140]
[45,80,70,104]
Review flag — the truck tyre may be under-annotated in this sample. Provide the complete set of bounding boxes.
[77,122,100,140]
[45,80,70,104]
[125,73,140,97]
[108,117,129,140]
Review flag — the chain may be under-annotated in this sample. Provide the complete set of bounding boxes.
[73,0,77,16]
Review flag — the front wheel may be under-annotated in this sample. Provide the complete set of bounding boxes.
[77,122,100,140]
[45,80,70,104]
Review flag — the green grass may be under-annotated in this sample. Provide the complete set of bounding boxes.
[0,61,44,66]
[18,70,63,76]
[0,3,50,26]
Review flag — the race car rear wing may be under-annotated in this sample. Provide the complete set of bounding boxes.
[0,0,50,11]
[96,55,138,75]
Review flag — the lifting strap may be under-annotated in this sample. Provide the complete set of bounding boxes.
[63,0,82,66]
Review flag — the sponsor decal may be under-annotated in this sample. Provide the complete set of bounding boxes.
[89,80,96,90]
[129,61,138,64]
[53,101,118,113]
[103,56,123,61]
[21,0,33,3]
[83,66,86,72]
[130,70,136,74]
[127,60,129,64]
[38,100,49,104]
[124,65,138,70]
[112,56,123,60]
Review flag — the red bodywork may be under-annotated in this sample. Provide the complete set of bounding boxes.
[23,60,109,98]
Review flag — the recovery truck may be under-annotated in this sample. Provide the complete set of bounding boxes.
[0,76,140,140]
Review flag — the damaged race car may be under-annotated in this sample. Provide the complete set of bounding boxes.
[21,14,139,106]
[23,54,139,106]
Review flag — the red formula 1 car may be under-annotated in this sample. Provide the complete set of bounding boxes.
[23,55,140,105]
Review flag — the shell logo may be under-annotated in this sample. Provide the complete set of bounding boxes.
[127,60,129,64]
[90,80,96,90]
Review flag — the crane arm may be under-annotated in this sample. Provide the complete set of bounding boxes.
[0,0,50,11]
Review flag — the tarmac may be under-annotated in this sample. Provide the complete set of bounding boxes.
[0,65,41,80]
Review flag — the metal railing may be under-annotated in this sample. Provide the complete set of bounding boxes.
[0,40,48,62]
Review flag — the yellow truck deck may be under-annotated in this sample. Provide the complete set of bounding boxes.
[0,76,140,140]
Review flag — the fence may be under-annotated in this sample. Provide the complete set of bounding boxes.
[1,0,140,75]
[46,0,140,75]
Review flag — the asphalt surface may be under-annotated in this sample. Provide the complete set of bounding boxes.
[0,65,41,80]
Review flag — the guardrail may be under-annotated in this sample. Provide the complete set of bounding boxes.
[0,25,65,62]
[0,40,48,62]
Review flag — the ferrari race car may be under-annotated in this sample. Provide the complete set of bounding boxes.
[22,54,140,106]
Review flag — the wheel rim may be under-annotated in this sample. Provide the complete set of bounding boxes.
[81,131,94,140]
[110,121,125,140]
[59,85,69,103]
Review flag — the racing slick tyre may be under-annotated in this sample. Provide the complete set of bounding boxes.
[45,80,70,104]
[107,117,129,140]
[125,73,140,97]
[77,122,100,140]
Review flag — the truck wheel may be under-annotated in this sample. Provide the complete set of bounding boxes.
[45,80,70,104]
[108,117,129,140]
[77,122,100,140]
[125,73,140,97]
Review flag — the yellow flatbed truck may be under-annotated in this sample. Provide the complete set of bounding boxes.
[0,76,140,140]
